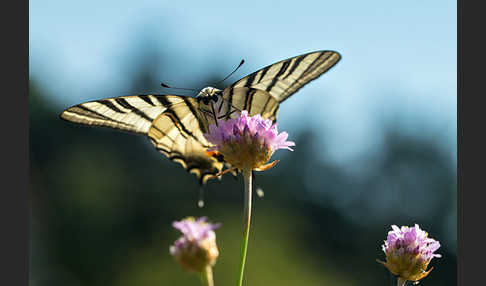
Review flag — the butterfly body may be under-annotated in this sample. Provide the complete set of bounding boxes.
[196,87,222,104]
[60,50,341,184]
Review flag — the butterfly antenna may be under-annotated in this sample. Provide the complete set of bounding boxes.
[160,82,199,92]
[213,59,245,86]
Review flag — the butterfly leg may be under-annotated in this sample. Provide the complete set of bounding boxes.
[218,109,238,119]
[209,102,219,126]
[199,108,213,116]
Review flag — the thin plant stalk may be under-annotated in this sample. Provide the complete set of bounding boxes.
[397,277,407,286]
[201,265,214,286]
[236,169,253,286]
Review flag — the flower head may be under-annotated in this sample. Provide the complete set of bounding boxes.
[170,217,221,272]
[204,110,295,171]
[378,224,441,282]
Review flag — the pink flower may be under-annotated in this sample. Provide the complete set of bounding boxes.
[378,224,441,283]
[204,110,295,171]
[170,217,221,272]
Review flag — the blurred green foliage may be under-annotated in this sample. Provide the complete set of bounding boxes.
[29,52,456,286]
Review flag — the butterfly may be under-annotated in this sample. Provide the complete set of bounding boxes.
[60,50,341,184]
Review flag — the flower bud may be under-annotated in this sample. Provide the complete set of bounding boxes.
[169,217,221,273]
[378,224,441,283]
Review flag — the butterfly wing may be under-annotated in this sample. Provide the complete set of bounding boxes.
[59,50,341,184]
[60,95,180,133]
[208,51,340,178]
[147,98,224,184]
[60,95,223,184]
[227,50,341,104]
[214,87,280,122]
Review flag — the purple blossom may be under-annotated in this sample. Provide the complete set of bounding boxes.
[170,217,221,272]
[204,110,295,170]
[378,224,441,282]
[172,217,221,244]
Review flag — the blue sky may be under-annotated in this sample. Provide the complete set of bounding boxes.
[29,0,456,166]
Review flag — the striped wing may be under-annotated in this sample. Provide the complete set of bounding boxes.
[213,87,280,123]
[59,50,341,184]
[228,50,341,103]
[60,95,179,133]
[147,98,224,184]
[60,95,223,184]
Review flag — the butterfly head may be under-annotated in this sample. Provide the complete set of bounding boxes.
[196,87,223,105]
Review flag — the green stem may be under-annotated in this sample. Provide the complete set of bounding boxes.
[236,169,253,286]
[200,265,214,286]
[397,277,407,286]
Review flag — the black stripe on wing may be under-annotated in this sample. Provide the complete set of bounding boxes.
[114,98,153,121]
[221,87,280,122]
[60,94,188,134]
[230,50,341,103]
[97,99,127,113]
[277,51,341,101]
[183,97,208,134]
[265,59,292,93]
[161,107,202,143]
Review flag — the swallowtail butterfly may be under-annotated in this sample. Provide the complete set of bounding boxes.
[60,50,341,184]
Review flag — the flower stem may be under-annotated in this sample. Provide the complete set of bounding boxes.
[397,277,407,286]
[201,265,214,286]
[236,169,253,286]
